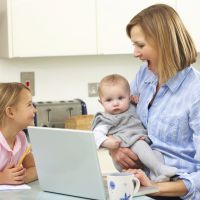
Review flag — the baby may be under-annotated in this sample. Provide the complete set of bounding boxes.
[92,74,177,182]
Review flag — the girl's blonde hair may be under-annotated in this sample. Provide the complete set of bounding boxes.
[126,4,197,84]
[0,82,30,126]
[98,74,130,98]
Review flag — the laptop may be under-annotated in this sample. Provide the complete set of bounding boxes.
[28,126,158,200]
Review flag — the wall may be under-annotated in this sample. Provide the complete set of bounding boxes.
[0,54,200,114]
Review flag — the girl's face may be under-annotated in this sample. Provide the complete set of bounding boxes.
[99,84,130,115]
[12,89,37,129]
[130,25,158,74]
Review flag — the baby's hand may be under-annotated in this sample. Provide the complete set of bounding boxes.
[130,95,139,105]
[102,137,121,150]
[125,169,152,187]
[1,164,26,185]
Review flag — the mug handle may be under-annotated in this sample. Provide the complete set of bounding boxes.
[132,176,140,194]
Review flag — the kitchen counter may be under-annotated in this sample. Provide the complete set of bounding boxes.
[0,181,155,200]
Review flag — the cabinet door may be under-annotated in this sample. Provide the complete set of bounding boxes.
[6,0,96,57]
[97,0,176,55]
[177,0,200,52]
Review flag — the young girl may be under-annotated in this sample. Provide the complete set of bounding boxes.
[0,82,38,184]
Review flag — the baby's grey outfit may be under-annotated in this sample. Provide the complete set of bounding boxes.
[92,105,177,182]
[92,105,150,147]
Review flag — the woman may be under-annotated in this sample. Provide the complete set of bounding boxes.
[110,4,200,200]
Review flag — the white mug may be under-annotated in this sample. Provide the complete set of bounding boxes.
[106,172,140,200]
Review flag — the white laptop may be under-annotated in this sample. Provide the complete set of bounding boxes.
[28,126,158,200]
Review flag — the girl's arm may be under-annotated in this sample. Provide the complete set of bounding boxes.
[22,152,38,183]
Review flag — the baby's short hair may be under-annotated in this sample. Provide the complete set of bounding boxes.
[98,74,130,97]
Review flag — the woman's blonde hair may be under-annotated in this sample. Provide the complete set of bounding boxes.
[0,82,30,126]
[98,74,130,98]
[126,4,197,83]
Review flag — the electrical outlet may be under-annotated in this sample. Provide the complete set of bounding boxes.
[88,82,99,97]
[20,72,35,96]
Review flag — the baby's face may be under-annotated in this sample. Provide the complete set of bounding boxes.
[100,84,130,115]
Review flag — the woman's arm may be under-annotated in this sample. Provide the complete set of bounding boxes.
[22,152,38,183]
[126,169,187,197]
[152,180,187,197]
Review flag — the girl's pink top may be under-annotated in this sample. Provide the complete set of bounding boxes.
[0,131,29,171]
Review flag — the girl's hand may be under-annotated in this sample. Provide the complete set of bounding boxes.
[1,164,26,185]
[126,169,153,187]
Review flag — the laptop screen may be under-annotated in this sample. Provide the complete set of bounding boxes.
[28,126,107,200]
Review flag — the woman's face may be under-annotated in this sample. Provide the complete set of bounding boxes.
[130,25,158,74]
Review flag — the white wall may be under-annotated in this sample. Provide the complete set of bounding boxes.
[0,54,200,114]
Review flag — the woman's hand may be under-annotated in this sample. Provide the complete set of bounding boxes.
[130,95,139,105]
[126,169,152,186]
[109,147,143,169]
[0,164,25,185]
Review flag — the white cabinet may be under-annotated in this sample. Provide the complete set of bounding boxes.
[96,0,176,54]
[0,0,96,57]
[3,0,194,57]
[177,0,200,51]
